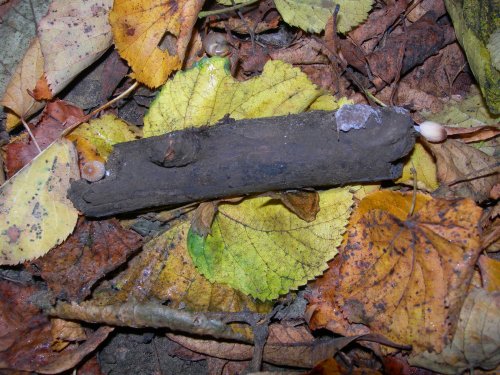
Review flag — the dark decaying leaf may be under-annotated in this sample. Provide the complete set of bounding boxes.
[26,217,142,302]
[4,100,85,177]
[0,280,112,373]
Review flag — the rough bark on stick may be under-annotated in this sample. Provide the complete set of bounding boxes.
[69,105,416,217]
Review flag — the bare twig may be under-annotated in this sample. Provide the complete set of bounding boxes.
[49,301,256,344]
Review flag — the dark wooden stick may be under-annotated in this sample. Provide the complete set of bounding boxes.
[69,106,416,217]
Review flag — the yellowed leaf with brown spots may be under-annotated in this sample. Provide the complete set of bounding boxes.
[307,191,482,354]
[109,0,204,88]
[0,139,79,265]
[36,0,114,99]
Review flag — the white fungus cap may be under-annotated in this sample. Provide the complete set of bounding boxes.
[414,121,447,143]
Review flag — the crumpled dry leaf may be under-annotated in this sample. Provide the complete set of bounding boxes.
[409,288,500,374]
[109,0,204,88]
[34,0,113,100]
[307,191,482,354]
[50,318,86,351]
[4,100,85,178]
[26,217,142,302]
[445,124,500,143]
[428,139,499,202]
[265,190,320,222]
[0,280,113,373]
[168,325,390,369]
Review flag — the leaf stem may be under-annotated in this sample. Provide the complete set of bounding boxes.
[198,0,260,18]
[60,80,140,138]
[88,80,140,118]
[21,116,42,153]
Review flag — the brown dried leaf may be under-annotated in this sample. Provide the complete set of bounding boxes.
[409,288,500,374]
[26,218,142,302]
[348,0,409,48]
[482,216,500,252]
[190,202,217,236]
[428,139,499,202]
[265,190,320,222]
[208,0,280,35]
[0,281,112,373]
[269,38,328,65]
[306,358,383,375]
[307,191,482,354]
[3,100,85,178]
[50,318,87,347]
[168,325,375,368]
[445,124,500,143]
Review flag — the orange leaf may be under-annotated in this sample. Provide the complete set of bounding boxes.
[109,0,204,88]
[307,191,482,354]
[478,255,500,292]
[33,74,52,101]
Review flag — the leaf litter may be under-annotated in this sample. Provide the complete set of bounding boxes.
[0,0,499,373]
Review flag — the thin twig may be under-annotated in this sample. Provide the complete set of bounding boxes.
[87,81,140,119]
[49,302,255,344]
[60,80,140,138]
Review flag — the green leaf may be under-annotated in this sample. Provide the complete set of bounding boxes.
[273,0,373,33]
[0,139,79,265]
[445,0,500,114]
[188,188,353,300]
[487,29,500,71]
[143,56,321,137]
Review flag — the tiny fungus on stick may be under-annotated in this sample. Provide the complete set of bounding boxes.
[80,160,106,182]
[414,121,447,143]
[203,32,230,57]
